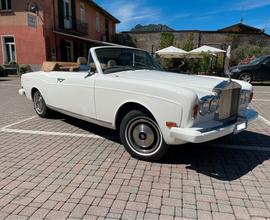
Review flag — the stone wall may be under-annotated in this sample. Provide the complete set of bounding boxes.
[117,31,270,53]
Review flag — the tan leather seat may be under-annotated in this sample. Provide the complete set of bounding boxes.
[42,62,58,72]
[107,60,117,68]
[42,61,78,72]
[77,57,87,65]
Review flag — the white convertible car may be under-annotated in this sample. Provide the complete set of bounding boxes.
[19,46,258,161]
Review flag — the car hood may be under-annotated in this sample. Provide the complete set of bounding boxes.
[111,70,251,97]
[230,64,256,70]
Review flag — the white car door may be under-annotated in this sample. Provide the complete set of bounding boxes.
[48,71,96,118]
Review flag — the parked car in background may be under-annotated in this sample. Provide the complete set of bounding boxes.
[19,46,258,161]
[230,55,270,83]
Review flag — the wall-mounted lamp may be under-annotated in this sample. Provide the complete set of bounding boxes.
[28,2,39,14]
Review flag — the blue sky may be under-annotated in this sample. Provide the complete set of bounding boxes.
[96,0,270,34]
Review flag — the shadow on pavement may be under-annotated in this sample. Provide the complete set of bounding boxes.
[162,137,270,181]
[50,112,120,142]
[208,130,270,147]
[50,113,270,181]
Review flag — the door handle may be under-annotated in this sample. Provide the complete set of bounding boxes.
[57,78,65,83]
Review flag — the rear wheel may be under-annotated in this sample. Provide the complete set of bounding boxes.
[239,72,252,83]
[119,110,168,161]
[33,90,49,118]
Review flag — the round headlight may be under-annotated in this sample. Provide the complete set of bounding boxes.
[200,101,210,116]
[239,90,250,105]
[239,93,246,105]
[200,95,219,116]
[209,97,219,113]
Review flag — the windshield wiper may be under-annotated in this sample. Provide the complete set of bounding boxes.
[104,66,134,74]
[131,63,156,70]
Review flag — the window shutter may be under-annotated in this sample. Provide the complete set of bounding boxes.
[58,0,64,29]
[71,0,76,29]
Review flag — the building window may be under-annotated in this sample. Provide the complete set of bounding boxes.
[63,0,72,29]
[96,12,100,32]
[80,2,85,23]
[105,18,109,41]
[2,36,16,64]
[0,0,11,10]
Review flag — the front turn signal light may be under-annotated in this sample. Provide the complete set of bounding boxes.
[166,122,177,128]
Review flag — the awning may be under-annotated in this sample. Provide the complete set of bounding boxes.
[155,46,188,58]
[53,30,119,46]
[189,45,226,54]
[188,45,226,58]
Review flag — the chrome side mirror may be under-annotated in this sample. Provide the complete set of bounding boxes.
[85,70,95,78]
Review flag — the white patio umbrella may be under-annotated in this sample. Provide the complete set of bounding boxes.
[224,45,231,75]
[155,46,188,58]
[188,45,226,57]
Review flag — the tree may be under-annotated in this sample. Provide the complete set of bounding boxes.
[159,32,175,70]
[199,52,211,72]
[160,32,175,49]
[182,33,194,51]
[232,44,270,64]
[131,24,174,32]
[225,34,240,49]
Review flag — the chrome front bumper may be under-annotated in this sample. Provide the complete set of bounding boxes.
[170,109,258,143]
[18,88,26,96]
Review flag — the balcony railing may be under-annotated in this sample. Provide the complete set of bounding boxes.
[76,20,88,35]
[60,17,88,35]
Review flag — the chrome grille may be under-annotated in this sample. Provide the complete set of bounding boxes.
[216,85,241,121]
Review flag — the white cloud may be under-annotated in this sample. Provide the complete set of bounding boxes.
[97,0,162,31]
[234,0,270,11]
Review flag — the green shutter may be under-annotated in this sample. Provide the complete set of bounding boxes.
[71,0,76,29]
[58,0,64,29]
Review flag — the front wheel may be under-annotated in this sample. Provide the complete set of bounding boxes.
[120,110,168,161]
[33,90,50,118]
[239,72,252,83]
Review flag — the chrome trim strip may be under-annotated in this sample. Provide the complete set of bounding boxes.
[47,105,115,130]
[213,80,242,93]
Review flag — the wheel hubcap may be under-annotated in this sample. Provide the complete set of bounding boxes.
[133,124,155,148]
[34,92,45,114]
[241,74,251,82]
[126,118,161,155]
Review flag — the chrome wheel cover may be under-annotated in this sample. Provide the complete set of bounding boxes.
[240,74,251,83]
[34,92,45,114]
[125,117,162,156]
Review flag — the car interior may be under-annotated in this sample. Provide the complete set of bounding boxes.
[42,57,89,72]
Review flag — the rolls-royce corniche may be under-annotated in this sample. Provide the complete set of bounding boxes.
[19,46,258,161]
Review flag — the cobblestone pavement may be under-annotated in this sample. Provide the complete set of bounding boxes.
[0,76,270,220]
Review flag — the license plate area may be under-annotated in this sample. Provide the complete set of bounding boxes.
[234,120,247,134]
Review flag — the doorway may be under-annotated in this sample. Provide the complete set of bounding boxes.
[2,36,16,64]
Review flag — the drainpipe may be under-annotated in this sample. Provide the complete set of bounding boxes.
[53,0,58,60]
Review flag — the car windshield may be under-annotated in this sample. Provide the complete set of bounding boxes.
[95,48,163,74]
[249,56,267,65]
